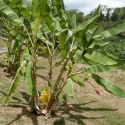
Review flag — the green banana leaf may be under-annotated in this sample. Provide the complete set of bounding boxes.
[84,51,118,65]
[0,0,24,26]
[59,29,72,57]
[92,5,101,17]
[42,0,54,32]
[12,0,30,21]
[72,15,99,38]
[52,0,67,28]
[32,0,46,18]
[66,78,74,97]
[24,61,36,96]
[101,23,125,39]
[12,40,20,53]
[85,26,98,43]
[71,75,85,87]
[26,0,32,11]
[31,0,39,16]
[48,80,54,92]
[83,64,116,73]
[89,42,109,49]
[10,29,27,41]
[5,61,26,106]
[93,23,125,40]
[23,47,31,61]
[79,26,98,51]
[92,74,125,98]
[70,13,76,29]
[31,20,42,35]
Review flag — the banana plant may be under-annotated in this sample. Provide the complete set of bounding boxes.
[1,0,125,117]
[0,0,52,114]
[38,2,125,115]
[39,3,125,116]
[0,0,65,114]
[0,16,22,75]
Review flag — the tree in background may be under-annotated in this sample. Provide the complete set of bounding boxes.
[105,8,111,22]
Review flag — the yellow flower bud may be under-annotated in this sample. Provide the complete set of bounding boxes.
[39,86,49,104]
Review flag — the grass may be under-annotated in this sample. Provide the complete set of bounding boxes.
[98,103,125,125]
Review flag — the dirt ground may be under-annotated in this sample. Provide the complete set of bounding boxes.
[0,46,125,125]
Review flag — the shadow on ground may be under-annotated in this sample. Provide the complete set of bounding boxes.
[0,90,22,102]
[2,91,118,125]
[53,101,118,125]
[36,66,46,70]
[5,92,39,125]
[0,62,5,67]
[37,74,47,80]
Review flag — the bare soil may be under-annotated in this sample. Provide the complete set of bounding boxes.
[0,52,125,125]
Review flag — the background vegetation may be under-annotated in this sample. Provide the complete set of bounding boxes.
[66,6,125,59]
